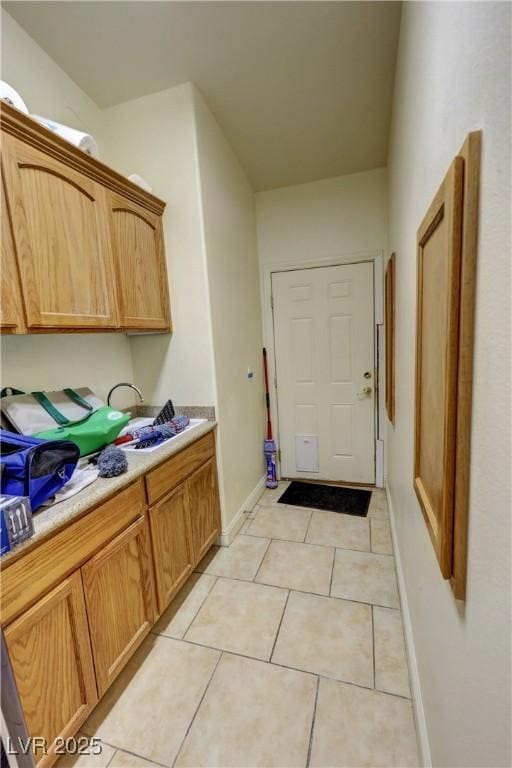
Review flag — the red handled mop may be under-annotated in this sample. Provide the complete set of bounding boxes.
[263,348,278,488]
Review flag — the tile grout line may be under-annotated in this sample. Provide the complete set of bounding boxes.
[95,738,171,768]
[302,508,315,543]
[194,537,271,582]
[328,546,335,596]
[251,536,273,583]
[90,495,410,768]
[371,604,376,690]
[172,634,412,702]
[235,531,394,556]
[93,616,411,765]
[185,575,221,638]
[189,570,399,611]
[170,650,224,768]
[151,575,220,643]
[268,589,291,663]
[306,676,320,768]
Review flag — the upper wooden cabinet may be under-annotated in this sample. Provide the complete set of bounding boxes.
[3,135,118,329]
[0,166,25,333]
[109,191,171,330]
[0,103,170,333]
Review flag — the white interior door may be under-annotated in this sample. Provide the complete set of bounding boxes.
[272,262,375,484]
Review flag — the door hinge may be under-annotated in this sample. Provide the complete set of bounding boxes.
[274,375,278,389]
[270,294,274,309]
[278,448,282,462]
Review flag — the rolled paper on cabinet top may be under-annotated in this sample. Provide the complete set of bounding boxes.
[128,174,153,193]
[0,81,29,114]
[31,114,99,158]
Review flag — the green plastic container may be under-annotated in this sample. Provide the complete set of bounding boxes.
[35,406,130,457]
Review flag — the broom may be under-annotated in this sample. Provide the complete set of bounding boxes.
[262,348,278,489]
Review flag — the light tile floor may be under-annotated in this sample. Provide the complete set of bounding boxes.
[64,483,419,768]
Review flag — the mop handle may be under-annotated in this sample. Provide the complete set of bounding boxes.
[262,348,273,441]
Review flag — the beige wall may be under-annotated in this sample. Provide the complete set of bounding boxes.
[0,9,106,150]
[0,10,135,408]
[193,88,265,531]
[0,7,264,531]
[255,168,388,268]
[0,334,135,408]
[104,84,265,531]
[255,168,389,483]
[387,3,511,766]
[102,84,217,408]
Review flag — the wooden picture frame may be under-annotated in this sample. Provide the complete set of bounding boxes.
[414,132,481,598]
[385,253,396,424]
[450,131,481,600]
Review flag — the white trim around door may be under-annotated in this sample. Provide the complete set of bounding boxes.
[260,251,385,488]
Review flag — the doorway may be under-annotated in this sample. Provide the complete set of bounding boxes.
[271,262,376,484]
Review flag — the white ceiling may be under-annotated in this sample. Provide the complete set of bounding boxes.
[3,1,401,191]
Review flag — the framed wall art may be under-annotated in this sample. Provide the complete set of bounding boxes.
[413,131,481,599]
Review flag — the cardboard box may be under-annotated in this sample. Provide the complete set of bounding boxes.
[0,495,34,556]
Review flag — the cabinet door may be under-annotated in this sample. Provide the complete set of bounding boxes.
[1,166,25,332]
[2,135,118,329]
[109,191,171,330]
[149,483,193,614]
[187,458,221,565]
[4,572,97,768]
[81,517,155,696]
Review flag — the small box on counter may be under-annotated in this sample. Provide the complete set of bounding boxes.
[0,495,34,556]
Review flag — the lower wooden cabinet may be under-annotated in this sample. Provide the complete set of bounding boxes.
[149,483,193,614]
[188,458,221,565]
[81,517,155,696]
[4,572,97,768]
[2,432,221,768]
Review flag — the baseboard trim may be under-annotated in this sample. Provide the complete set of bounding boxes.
[386,482,432,768]
[217,474,266,546]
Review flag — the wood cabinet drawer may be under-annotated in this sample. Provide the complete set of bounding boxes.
[1,479,145,625]
[145,431,215,505]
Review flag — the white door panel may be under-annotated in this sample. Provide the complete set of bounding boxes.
[272,262,375,484]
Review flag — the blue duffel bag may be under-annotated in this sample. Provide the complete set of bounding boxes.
[0,430,80,511]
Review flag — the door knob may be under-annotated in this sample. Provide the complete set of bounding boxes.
[357,386,372,397]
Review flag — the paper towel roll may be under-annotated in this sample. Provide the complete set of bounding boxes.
[128,174,153,193]
[31,114,98,158]
[0,81,29,114]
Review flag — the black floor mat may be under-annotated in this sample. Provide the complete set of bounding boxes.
[278,481,371,517]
